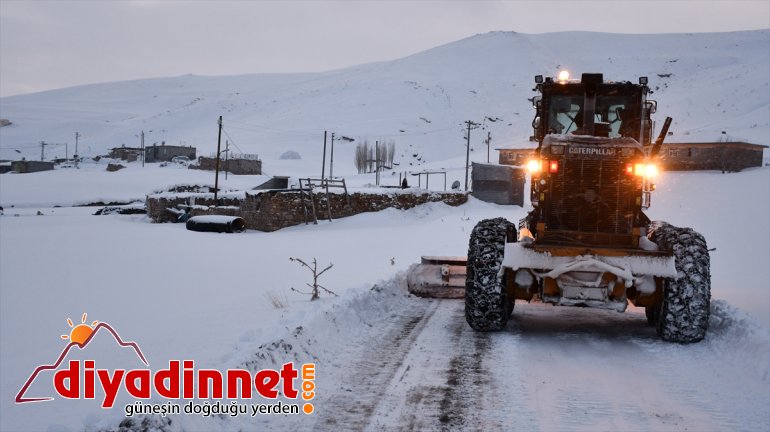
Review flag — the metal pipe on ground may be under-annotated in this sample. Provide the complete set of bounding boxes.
[186,216,246,233]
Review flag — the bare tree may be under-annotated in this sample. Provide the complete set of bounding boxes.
[354,140,369,174]
[367,143,375,173]
[353,139,396,173]
[385,140,396,169]
[289,257,337,300]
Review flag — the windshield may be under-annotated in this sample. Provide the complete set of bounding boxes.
[547,94,640,138]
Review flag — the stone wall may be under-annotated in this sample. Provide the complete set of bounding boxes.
[147,189,468,231]
[146,195,242,223]
[11,160,55,173]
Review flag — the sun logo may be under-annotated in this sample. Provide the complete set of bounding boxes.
[60,313,98,346]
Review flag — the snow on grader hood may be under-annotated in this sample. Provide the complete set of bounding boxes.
[408,72,712,344]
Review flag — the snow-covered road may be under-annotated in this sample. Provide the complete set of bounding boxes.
[311,285,769,432]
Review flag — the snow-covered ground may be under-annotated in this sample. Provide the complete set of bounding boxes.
[1,28,769,432]
[1,163,768,431]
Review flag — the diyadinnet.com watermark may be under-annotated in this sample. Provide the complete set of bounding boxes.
[15,313,317,418]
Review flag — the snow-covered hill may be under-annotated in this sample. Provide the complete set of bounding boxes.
[1,30,768,176]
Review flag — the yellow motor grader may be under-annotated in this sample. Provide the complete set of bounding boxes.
[409,72,711,343]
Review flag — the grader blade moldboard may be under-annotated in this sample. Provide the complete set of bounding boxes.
[406,256,467,299]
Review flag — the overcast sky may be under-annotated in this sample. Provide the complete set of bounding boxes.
[1,0,768,98]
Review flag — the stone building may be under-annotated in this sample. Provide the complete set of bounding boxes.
[194,154,262,175]
[497,147,536,166]
[144,143,196,163]
[658,142,767,172]
[109,146,143,162]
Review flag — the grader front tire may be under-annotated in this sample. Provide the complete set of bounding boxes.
[648,221,711,343]
[465,218,515,332]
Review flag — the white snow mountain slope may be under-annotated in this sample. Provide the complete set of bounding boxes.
[1,30,768,174]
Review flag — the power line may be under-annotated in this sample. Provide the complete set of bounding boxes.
[226,120,322,138]
[0,142,57,150]
[362,126,456,138]
[220,127,245,154]
[226,118,455,139]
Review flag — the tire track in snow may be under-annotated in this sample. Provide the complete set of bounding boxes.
[434,310,491,430]
[363,302,495,431]
[363,301,536,431]
[313,299,440,431]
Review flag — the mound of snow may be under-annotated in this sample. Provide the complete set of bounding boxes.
[280,150,302,160]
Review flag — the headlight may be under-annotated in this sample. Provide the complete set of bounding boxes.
[526,159,541,174]
[633,163,659,178]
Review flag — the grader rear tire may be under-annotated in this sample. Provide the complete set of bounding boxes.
[648,221,711,343]
[465,218,514,331]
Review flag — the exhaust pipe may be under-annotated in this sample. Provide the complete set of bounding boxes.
[650,116,673,158]
[581,73,603,136]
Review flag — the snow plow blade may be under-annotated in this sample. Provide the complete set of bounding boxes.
[406,256,467,299]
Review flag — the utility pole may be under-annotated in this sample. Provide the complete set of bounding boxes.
[464,120,479,191]
[375,141,380,186]
[486,131,491,163]
[225,140,229,180]
[321,131,327,179]
[330,132,335,178]
[74,132,80,167]
[214,116,223,203]
[141,131,145,167]
[40,141,46,161]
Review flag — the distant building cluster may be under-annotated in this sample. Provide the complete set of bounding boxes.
[0,142,269,176]
[109,143,196,163]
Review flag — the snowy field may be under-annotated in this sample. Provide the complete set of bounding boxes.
[0,163,768,431]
